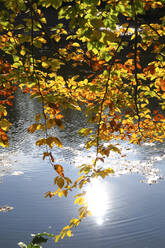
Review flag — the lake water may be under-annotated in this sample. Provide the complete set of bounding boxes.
[0,92,165,248]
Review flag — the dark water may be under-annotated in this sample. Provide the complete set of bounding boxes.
[0,92,165,248]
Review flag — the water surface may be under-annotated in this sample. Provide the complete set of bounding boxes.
[0,92,165,248]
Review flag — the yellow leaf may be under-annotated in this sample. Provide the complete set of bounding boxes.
[55,235,60,243]
[38,37,47,43]
[62,225,70,231]
[0,141,9,148]
[35,114,41,122]
[131,34,135,40]
[42,62,49,68]
[58,191,64,198]
[146,114,151,119]
[67,230,72,237]
[36,138,46,146]
[132,133,137,139]
[20,49,26,56]
[0,119,11,131]
[74,196,85,205]
[72,42,80,47]
[41,17,47,24]
[0,106,7,117]
[7,31,12,37]
[141,104,147,108]
[46,136,62,148]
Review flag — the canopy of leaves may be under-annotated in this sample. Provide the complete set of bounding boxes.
[0,0,165,244]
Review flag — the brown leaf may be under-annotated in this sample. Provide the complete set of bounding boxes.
[54,164,64,177]
[57,177,64,188]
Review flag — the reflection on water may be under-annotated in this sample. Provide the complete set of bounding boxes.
[86,178,108,225]
[0,91,165,248]
[0,205,14,212]
[1,90,164,184]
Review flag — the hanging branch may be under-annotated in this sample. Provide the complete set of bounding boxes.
[30,0,46,124]
[129,0,143,137]
[30,1,35,70]
[30,0,47,137]
[94,24,130,166]
[133,13,141,133]
[29,0,54,167]
[133,8,150,145]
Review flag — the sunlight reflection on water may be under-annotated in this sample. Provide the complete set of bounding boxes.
[86,178,109,225]
[0,92,165,248]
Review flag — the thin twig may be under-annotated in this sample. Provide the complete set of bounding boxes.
[29,0,54,167]
[30,1,35,70]
[134,16,141,132]
[94,24,130,165]
[131,1,144,137]
[36,77,54,167]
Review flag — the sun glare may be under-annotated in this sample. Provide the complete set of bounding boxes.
[86,178,108,225]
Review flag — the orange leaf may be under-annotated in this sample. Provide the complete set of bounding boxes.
[154,115,159,121]
[54,164,64,177]
[137,63,142,70]
[55,114,64,119]
[160,80,165,91]
[153,110,158,115]
[158,114,165,120]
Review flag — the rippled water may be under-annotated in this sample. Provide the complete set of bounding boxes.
[0,91,165,248]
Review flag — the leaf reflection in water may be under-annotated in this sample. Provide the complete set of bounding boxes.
[86,178,108,225]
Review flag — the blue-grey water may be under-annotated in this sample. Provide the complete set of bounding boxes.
[0,91,165,248]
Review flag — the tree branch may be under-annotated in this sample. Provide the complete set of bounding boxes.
[94,24,130,166]
[132,1,143,136]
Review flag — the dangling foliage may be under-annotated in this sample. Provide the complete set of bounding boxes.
[0,0,165,244]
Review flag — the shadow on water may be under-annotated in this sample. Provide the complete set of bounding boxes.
[0,91,165,248]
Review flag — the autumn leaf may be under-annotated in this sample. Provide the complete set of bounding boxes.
[160,80,165,91]
[66,230,72,237]
[35,114,41,122]
[43,152,50,160]
[54,164,64,177]
[57,177,64,188]
[1,0,165,244]
[0,119,11,131]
